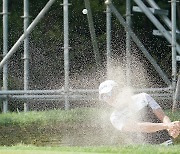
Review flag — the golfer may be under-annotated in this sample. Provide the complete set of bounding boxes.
[99,80,180,145]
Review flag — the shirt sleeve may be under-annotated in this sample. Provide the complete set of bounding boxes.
[144,93,161,110]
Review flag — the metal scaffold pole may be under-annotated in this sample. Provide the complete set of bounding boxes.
[0,0,56,69]
[133,0,180,55]
[109,3,171,86]
[0,0,178,110]
[171,0,177,112]
[105,0,112,77]
[84,0,101,69]
[171,0,177,89]
[173,72,180,112]
[2,0,9,113]
[63,0,70,110]
[146,0,180,34]
[23,0,30,112]
[126,0,131,86]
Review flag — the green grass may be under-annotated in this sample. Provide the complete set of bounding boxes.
[164,110,180,121]
[0,108,179,126]
[0,144,180,154]
[0,108,103,126]
[0,108,179,146]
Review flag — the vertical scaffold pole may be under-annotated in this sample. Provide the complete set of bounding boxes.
[84,0,101,68]
[171,0,177,111]
[134,0,180,55]
[126,0,131,86]
[172,0,177,88]
[173,72,180,112]
[105,0,112,77]
[23,0,30,112]
[146,0,180,34]
[109,4,171,86]
[2,0,9,113]
[63,0,70,110]
[0,0,56,69]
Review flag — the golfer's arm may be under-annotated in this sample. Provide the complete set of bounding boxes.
[122,122,169,133]
[152,108,171,123]
[122,108,171,133]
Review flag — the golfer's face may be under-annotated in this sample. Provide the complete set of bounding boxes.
[100,86,120,107]
[106,94,118,107]
[107,98,114,106]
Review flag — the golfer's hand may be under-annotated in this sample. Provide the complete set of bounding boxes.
[167,121,180,138]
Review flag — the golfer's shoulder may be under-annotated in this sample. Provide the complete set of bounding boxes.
[132,92,149,98]
[132,92,150,102]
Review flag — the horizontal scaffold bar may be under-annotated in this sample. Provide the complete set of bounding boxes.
[0,89,98,95]
[0,93,173,101]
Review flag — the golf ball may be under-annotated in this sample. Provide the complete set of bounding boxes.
[82,9,88,14]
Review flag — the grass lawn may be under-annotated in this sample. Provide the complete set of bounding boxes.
[0,108,179,151]
[0,145,180,154]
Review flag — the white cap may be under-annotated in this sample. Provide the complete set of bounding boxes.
[99,80,118,101]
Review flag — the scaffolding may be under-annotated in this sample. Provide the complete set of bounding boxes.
[0,0,179,112]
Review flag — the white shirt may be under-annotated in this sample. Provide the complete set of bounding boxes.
[110,93,161,130]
